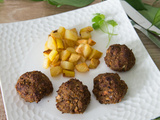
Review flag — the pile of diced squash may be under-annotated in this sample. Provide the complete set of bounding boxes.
[43,26,103,77]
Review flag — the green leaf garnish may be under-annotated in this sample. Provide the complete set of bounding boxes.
[46,0,62,7]
[125,0,147,10]
[0,0,4,3]
[106,20,118,27]
[152,8,160,26]
[152,116,160,120]
[92,13,118,47]
[32,0,43,1]
[33,0,94,7]
[138,4,160,29]
[148,30,160,36]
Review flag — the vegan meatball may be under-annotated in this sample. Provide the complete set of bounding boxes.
[104,44,135,72]
[56,78,91,114]
[15,71,53,103]
[93,73,128,104]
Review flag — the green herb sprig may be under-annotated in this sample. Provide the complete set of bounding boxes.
[92,13,118,47]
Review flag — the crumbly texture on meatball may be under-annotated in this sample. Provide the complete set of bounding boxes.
[15,71,53,103]
[56,79,91,114]
[104,44,135,72]
[93,73,128,104]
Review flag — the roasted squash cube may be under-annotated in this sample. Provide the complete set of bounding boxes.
[50,66,62,77]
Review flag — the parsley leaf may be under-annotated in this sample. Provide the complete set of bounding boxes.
[92,13,118,47]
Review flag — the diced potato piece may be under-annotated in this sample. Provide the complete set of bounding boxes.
[80,26,93,33]
[50,54,60,67]
[60,50,71,61]
[50,66,62,77]
[70,28,78,35]
[51,54,59,63]
[80,32,91,39]
[75,44,84,54]
[79,55,86,62]
[75,63,89,72]
[88,49,103,60]
[50,31,62,39]
[64,29,78,41]
[89,58,100,69]
[44,41,49,50]
[50,61,61,67]
[56,38,64,50]
[49,49,58,61]
[83,44,92,58]
[66,47,76,53]
[73,61,78,66]
[61,61,74,70]
[61,39,67,49]
[58,26,66,38]
[76,39,88,45]
[43,49,52,58]
[47,36,57,50]
[70,28,79,39]
[69,53,81,63]
[63,70,75,77]
[43,57,51,69]
[88,38,96,46]
[65,39,76,47]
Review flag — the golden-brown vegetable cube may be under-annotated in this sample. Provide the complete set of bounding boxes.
[88,38,96,46]
[60,50,71,61]
[65,39,76,47]
[58,26,66,38]
[76,39,88,45]
[47,36,57,50]
[50,61,61,67]
[88,49,103,60]
[89,58,100,69]
[63,70,75,77]
[64,29,78,41]
[75,63,89,72]
[50,66,62,77]
[83,44,92,58]
[80,26,93,33]
[51,54,59,63]
[80,26,93,39]
[80,32,91,39]
[56,38,64,50]
[44,41,49,50]
[43,49,52,58]
[49,49,58,61]
[43,57,51,69]
[70,28,78,36]
[79,55,86,62]
[66,47,76,53]
[50,54,60,67]
[50,31,62,39]
[61,61,74,70]
[75,44,84,54]
[69,53,81,63]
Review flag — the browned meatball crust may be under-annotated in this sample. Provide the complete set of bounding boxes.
[56,79,91,114]
[93,73,128,104]
[15,71,53,103]
[104,44,135,72]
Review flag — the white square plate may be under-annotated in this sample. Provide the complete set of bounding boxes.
[0,0,160,120]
